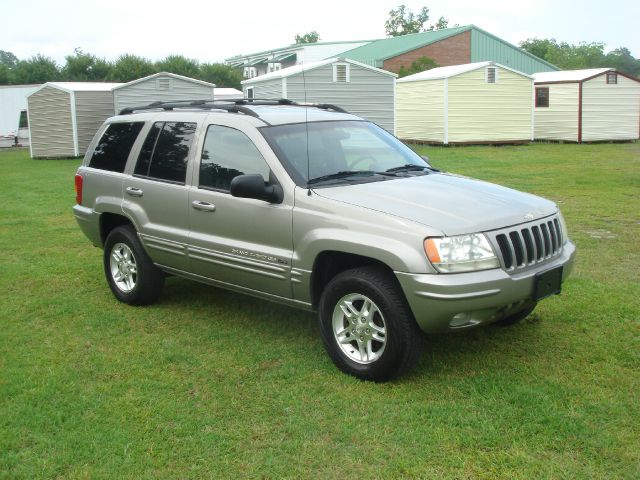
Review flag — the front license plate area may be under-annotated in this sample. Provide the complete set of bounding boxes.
[534,266,563,301]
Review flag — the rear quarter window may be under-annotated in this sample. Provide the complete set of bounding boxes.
[89,122,144,172]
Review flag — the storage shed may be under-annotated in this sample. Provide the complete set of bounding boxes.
[112,72,215,114]
[27,82,122,158]
[242,58,397,133]
[0,84,40,146]
[396,61,534,144]
[533,68,640,142]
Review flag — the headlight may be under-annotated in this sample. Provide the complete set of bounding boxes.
[424,234,500,273]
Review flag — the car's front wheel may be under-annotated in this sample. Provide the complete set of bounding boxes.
[103,225,165,305]
[318,267,423,381]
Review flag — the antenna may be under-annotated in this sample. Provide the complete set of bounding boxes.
[301,62,311,196]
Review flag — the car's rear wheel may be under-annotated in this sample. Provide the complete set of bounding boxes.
[318,266,423,381]
[103,225,165,305]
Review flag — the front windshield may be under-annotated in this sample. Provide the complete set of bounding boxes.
[260,121,428,186]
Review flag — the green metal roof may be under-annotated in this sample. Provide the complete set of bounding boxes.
[339,26,471,67]
[225,40,376,62]
[340,25,558,74]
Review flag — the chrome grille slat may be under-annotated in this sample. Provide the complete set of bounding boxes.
[489,215,563,272]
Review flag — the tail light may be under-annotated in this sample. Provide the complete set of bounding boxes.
[75,174,83,204]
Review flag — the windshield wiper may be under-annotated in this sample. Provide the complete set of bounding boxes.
[385,164,433,173]
[307,170,395,186]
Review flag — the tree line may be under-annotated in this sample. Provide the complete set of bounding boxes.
[0,49,243,88]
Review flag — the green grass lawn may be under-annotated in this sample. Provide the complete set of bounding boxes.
[1,143,639,479]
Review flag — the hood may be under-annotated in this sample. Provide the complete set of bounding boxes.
[314,173,557,236]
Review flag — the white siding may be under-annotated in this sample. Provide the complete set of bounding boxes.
[447,67,532,143]
[582,74,640,141]
[28,86,75,158]
[285,63,395,132]
[113,75,214,113]
[75,91,116,155]
[534,83,579,141]
[244,79,282,99]
[0,85,39,136]
[396,80,445,142]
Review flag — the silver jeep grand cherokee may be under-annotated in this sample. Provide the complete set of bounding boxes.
[74,99,575,381]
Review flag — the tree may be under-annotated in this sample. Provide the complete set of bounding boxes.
[606,47,640,77]
[295,31,320,44]
[398,56,438,77]
[198,63,242,89]
[155,55,200,78]
[62,48,112,81]
[385,5,429,37]
[0,50,18,69]
[12,55,60,84]
[0,63,10,84]
[109,54,157,82]
[427,16,449,31]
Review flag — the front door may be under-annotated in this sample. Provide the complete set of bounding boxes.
[188,123,293,299]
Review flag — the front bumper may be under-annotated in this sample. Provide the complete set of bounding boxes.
[395,240,576,333]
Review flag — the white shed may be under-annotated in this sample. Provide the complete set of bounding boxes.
[533,68,640,142]
[27,82,122,158]
[0,84,40,147]
[242,58,397,133]
[396,62,534,144]
[112,72,215,114]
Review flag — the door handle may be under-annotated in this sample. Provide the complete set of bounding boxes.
[192,200,216,212]
[125,187,143,197]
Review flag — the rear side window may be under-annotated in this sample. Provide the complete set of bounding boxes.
[134,122,196,184]
[89,122,144,172]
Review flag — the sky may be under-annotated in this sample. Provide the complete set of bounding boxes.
[1,0,639,64]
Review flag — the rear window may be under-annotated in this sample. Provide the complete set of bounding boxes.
[89,122,144,172]
[134,122,196,184]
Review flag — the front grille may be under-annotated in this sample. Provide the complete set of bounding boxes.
[490,216,563,271]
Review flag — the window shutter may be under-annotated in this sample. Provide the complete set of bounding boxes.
[157,78,171,90]
[486,67,497,84]
[333,64,349,82]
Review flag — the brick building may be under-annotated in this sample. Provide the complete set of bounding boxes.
[340,25,557,75]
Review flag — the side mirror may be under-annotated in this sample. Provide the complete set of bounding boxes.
[230,174,283,203]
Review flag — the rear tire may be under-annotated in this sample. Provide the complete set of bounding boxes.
[318,266,423,381]
[103,225,165,305]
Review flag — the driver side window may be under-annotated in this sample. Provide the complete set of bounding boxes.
[199,125,271,191]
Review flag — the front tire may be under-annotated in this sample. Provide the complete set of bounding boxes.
[318,267,423,381]
[103,225,165,305]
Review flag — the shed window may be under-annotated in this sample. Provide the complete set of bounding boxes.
[606,73,617,84]
[333,64,350,83]
[535,87,549,108]
[157,78,171,90]
[89,122,144,172]
[486,67,497,84]
[18,110,28,128]
[134,122,196,184]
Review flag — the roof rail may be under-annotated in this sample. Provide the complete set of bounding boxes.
[118,98,350,117]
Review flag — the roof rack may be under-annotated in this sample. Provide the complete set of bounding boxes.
[118,98,349,117]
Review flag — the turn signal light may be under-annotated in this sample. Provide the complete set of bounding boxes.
[75,174,83,205]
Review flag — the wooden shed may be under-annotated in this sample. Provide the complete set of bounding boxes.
[533,68,640,142]
[112,72,215,114]
[241,58,397,133]
[396,61,533,144]
[27,82,122,158]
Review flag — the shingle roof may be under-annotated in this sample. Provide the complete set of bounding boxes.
[533,68,613,83]
[340,26,471,67]
[397,61,533,83]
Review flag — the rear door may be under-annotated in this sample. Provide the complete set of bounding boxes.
[187,119,294,299]
[122,119,198,271]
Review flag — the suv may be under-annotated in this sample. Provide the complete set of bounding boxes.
[74,99,575,381]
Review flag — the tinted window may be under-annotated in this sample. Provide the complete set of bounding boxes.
[89,122,144,172]
[535,87,549,108]
[133,122,196,183]
[134,123,161,176]
[199,125,270,191]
